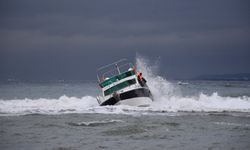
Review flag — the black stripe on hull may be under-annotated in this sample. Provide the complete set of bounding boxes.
[100,88,153,106]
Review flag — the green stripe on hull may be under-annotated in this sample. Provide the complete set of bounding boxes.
[100,70,135,88]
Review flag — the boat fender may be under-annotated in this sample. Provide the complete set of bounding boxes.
[96,97,101,104]
[113,92,120,101]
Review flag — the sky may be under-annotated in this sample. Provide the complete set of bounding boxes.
[0,0,250,81]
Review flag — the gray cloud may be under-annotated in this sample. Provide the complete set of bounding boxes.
[0,0,249,80]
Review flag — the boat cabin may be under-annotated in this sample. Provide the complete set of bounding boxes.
[96,59,147,105]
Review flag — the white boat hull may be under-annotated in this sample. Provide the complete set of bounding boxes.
[116,97,152,107]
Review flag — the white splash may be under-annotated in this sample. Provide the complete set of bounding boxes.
[136,55,250,112]
[0,95,98,115]
[0,56,250,116]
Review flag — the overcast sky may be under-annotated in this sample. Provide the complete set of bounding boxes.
[0,0,249,81]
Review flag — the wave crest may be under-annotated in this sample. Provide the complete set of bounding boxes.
[0,56,250,116]
[0,93,250,116]
[0,95,98,115]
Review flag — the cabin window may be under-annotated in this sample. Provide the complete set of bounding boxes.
[104,79,136,96]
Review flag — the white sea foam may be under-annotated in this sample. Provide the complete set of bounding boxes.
[0,56,250,116]
[68,119,124,126]
[0,95,98,115]
[213,122,250,127]
[136,56,250,112]
[1,93,249,116]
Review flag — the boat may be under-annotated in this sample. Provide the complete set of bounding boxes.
[96,59,153,106]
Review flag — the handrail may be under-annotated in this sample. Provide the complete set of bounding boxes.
[97,58,127,72]
[96,58,132,82]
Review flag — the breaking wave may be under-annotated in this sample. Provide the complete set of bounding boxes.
[135,56,250,113]
[0,56,250,116]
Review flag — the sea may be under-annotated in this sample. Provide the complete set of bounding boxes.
[1,58,250,150]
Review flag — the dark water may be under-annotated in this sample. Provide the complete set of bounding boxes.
[1,80,250,150]
[1,113,250,150]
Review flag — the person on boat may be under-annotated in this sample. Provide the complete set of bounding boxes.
[137,72,147,86]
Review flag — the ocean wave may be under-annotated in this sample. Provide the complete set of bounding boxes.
[0,57,250,116]
[0,92,250,116]
[0,95,98,116]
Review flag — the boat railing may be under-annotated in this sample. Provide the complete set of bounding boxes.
[97,59,134,82]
